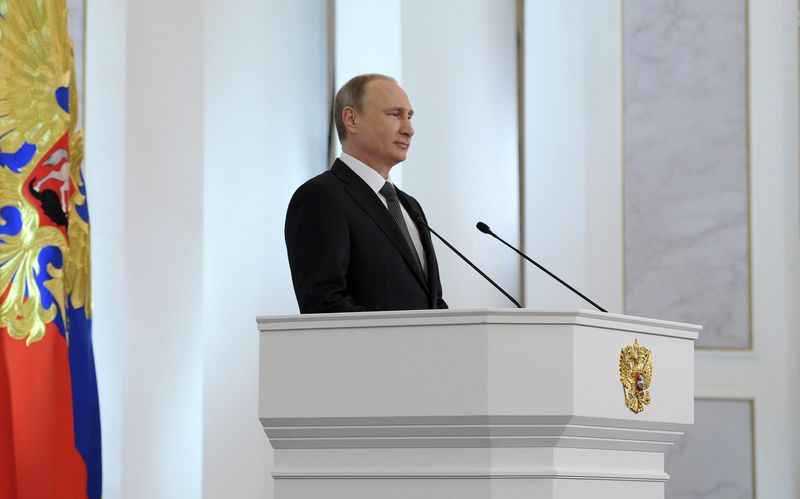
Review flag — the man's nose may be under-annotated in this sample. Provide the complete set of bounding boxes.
[401,119,414,137]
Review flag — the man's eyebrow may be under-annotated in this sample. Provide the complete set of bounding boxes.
[384,106,414,116]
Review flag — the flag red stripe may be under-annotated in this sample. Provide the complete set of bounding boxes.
[2,322,87,498]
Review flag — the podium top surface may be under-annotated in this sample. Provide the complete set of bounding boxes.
[257,308,700,340]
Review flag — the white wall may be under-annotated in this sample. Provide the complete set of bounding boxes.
[201,0,328,498]
[84,0,126,496]
[682,0,800,496]
[786,1,800,491]
[85,0,798,497]
[334,0,401,84]
[615,0,799,496]
[88,1,329,497]
[89,0,206,495]
[333,0,402,178]
[123,0,205,495]
[523,0,623,312]
[728,0,799,495]
[401,0,521,309]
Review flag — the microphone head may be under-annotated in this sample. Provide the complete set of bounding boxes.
[476,221,491,234]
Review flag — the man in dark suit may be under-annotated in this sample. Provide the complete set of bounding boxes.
[285,74,447,313]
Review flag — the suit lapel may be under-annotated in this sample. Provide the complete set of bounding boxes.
[397,189,439,303]
[332,161,428,291]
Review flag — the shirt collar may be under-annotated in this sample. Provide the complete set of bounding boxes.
[340,152,392,195]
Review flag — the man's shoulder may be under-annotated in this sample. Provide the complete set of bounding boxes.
[298,161,351,189]
[298,169,336,188]
[288,166,348,212]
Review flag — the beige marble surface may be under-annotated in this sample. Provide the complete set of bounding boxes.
[623,0,750,348]
[666,399,754,499]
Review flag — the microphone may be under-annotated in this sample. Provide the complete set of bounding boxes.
[476,222,607,313]
[415,216,522,308]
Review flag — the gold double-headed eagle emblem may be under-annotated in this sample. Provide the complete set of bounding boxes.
[619,339,653,414]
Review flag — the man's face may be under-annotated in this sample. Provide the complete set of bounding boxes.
[345,79,414,174]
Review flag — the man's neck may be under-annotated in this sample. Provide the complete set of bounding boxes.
[341,146,391,179]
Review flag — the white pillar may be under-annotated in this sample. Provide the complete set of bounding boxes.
[523,0,623,312]
[201,1,329,498]
[84,0,126,495]
[121,0,205,495]
[333,0,403,179]
[401,0,520,309]
[745,0,800,494]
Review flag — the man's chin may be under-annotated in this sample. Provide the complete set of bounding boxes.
[393,152,408,164]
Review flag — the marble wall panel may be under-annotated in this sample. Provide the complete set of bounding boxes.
[623,0,750,348]
[666,399,754,499]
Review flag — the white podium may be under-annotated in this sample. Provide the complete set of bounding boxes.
[257,309,699,499]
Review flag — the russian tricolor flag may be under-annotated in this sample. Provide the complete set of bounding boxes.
[0,1,102,497]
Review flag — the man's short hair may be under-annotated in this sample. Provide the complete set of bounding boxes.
[333,73,397,144]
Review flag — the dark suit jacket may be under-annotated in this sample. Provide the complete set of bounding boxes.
[285,159,447,313]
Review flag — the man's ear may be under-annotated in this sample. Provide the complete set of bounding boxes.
[343,107,358,135]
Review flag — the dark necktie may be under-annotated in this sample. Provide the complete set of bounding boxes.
[379,181,424,277]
